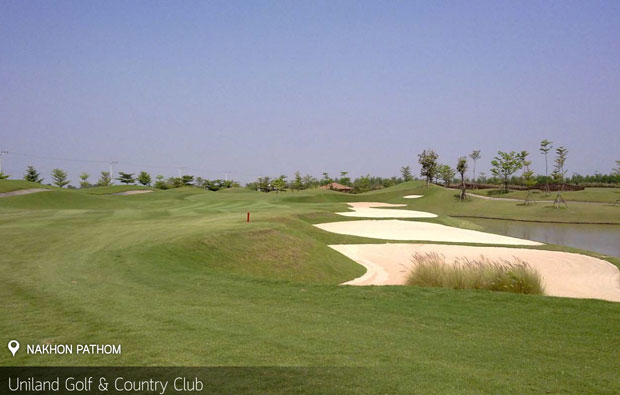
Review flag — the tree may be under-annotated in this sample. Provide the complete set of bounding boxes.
[418,149,439,186]
[166,177,183,188]
[552,146,568,208]
[400,166,413,182]
[136,171,151,186]
[338,171,351,186]
[97,171,112,186]
[50,168,70,188]
[116,172,135,185]
[290,171,303,191]
[24,166,43,183]
[490,151,524,192]
[539,139,553,194]
[456,157,468,201]
[302,174,317,189]
[271,175,287,193]
[613,160,620,176]
[438,164,455,187]
[79,172,90,188]
[320,172,333,186]
[154,175,168,189]
[520,151,536,205]
[469,150,481,188]
[0,172,9,180]
[353,174,371,193]
[181,175,194,186]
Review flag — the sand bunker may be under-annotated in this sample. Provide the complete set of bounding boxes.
[315,219,542,245]
[403,195,423,199]
[330,243,620,302]
[110,190,154,195]
[0,188,50,198]
[335,202,437,218]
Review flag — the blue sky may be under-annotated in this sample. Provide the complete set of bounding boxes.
[1,1,619,184]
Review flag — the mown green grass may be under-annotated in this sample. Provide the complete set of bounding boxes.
[1,181,619,392]
[469,187,620,203]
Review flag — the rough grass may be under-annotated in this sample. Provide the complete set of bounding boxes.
[407,252,545,295]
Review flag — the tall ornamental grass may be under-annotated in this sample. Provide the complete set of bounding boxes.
[407,252,544,295]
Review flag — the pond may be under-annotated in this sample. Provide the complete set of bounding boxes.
[466,218,620,258]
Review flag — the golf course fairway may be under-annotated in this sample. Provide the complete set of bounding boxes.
[1,180,619,393]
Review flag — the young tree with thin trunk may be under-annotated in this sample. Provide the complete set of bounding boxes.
[552,147,568,208]
[490,151,523,193]
[79,172,90,188]
[154,175,168,189]
[97,171,112,186]
[338,171,351,186]
[320,172,333,186]
[302,174,316,189]
[539,139,553,194]
[271,175,287,193]
[116,172,135,185]
[456,157,468,201]
[24,166,44,183]
[400,166,413,182]
[51,168,70,188]
[418,149,439,186]
[137,171,151,186]
[468,150,481,188]
[291,171,303,191]
[438,164,455,187]
[519,151,536,205]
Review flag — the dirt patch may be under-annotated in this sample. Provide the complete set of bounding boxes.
[110,190,154,195]
[0,188,50,198]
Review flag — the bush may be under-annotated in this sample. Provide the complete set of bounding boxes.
[407,252,544,295]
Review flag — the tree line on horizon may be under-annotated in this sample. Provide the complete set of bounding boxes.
[2,143,619,193]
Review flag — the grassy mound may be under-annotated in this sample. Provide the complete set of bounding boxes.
[0,179,54,193]
[407,252,545,295]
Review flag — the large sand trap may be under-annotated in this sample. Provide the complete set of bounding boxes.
[110,190,154,195]
[330,243,620,302]
[403,195,423,199]
[0,188,50,198]
[315,219,542,245]
[335,202,437,218]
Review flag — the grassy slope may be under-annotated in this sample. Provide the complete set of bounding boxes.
[469,187,620,203]
[1,183,619,393]
[0,179,55,193]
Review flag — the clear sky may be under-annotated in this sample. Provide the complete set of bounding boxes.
[1,1,619,184]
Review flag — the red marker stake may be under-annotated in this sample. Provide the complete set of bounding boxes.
[247,212,250,223]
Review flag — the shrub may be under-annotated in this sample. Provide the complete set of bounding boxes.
[407,252,544,295]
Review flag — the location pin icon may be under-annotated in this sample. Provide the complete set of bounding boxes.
[8,340,20,357]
